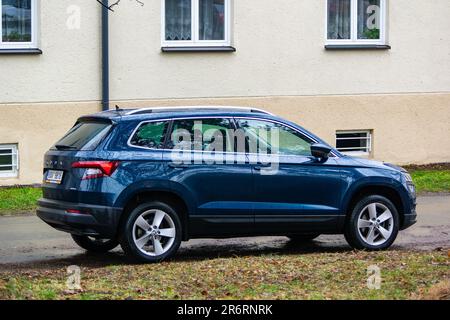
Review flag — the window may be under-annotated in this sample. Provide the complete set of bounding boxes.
[326,0,386,45]
[52,121,113,151]
[162,0,230,47]
[130,121,170,149]
[1,0,38,49]
[237,119,314,157]
[0,144,18,178]
[336,130,372,155]
[168,118,235,152]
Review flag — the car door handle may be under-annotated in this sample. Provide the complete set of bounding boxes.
[253,164,272,171]
[168,163,189,169]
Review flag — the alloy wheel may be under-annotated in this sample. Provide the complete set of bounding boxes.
[357,202,394,246]
[132,209,176,257]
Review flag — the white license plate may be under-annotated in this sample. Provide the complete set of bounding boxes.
[45,170,64,184]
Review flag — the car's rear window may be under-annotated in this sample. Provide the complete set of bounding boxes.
[52,121,112,151]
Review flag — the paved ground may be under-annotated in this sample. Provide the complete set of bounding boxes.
[0,196,448,266]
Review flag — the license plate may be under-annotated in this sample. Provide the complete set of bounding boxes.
[45,170,64,184]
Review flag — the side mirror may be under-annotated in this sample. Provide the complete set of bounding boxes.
[311,143,332,162]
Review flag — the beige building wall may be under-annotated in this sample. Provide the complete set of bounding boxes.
[0,1,449,185]
[113,92,450,165]
[0,102,99,185]
[0,0,102,185]
[0,1,101,103]
[108,0,450,99]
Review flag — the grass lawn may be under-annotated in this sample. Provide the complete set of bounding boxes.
[409,170,450,194]
[0,250,448,300]
[0,187,42,215]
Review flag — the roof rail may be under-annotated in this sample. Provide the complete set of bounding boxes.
[125,106,274,116]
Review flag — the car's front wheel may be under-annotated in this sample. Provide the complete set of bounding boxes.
[71,235,119,253]
[344,195,399,250]
[119,201,182,263]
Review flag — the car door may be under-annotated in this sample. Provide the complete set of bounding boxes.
[235,118,343,234]
[163,117,254,237]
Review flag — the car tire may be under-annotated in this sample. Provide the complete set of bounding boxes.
[71,234,119,253]
[119,201,182,263]
[288,234,320,242]
[344,195,399,250]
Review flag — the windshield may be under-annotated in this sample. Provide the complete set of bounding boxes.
[52,121,112,151]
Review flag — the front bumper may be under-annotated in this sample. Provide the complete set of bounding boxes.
[36,198,122,238]
[401,212,417,230]
[401,192,417,230]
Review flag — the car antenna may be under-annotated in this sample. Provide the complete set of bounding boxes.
[115,105,123,112]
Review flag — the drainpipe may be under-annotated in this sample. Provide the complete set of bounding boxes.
[101,0,110,111]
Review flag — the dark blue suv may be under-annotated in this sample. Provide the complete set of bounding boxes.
[37,107,417,262]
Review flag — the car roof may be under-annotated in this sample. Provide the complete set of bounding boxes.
[80,106,275,122]
[78,106,336,152]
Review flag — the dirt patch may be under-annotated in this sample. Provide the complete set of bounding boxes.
[413,279,450,300]
[404,163,450,171]
[0,211,35,217]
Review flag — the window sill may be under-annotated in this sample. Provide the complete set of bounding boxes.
[0,175,19,179]
[0,48,42,55]
[325,44,391,50]
[339,152,371,158]
[161,46,236,53]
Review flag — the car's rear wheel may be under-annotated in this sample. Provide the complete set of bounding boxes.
[288,234,320,242]
[119,201,182,263]
[344,195,399,250]
[71,234,119,253]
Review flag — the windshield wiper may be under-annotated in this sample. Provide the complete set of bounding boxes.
[54,144,78,150]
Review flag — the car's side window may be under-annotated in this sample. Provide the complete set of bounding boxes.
[167,118,235,152]
[236,119,313,157]
[130,121,170,149]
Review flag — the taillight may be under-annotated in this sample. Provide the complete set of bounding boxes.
[66,209,82,214]
[72,161,120,180]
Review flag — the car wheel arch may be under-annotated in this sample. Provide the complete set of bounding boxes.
[117,189,191,241]
[343,183,406,227]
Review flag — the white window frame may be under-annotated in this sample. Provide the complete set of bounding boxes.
[336,130,372,156]
[325,0,386,46]
[161,0,231,48]
[0,144,19,178]
[0,0,38,49]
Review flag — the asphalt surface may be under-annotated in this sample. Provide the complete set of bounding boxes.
[0,196,448,266]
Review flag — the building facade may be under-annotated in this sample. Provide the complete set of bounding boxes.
[0,0,449,185]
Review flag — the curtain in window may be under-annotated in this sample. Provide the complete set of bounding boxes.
[2,0,32,42]
[199,0,225,41]
[357,0,380,39]
[165,0,191,41]
[327,0,351,40]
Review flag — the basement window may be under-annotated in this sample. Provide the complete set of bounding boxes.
[0,144,19,178]
[336,130,372,155]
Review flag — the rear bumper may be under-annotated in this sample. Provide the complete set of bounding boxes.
[36,198,122,238]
